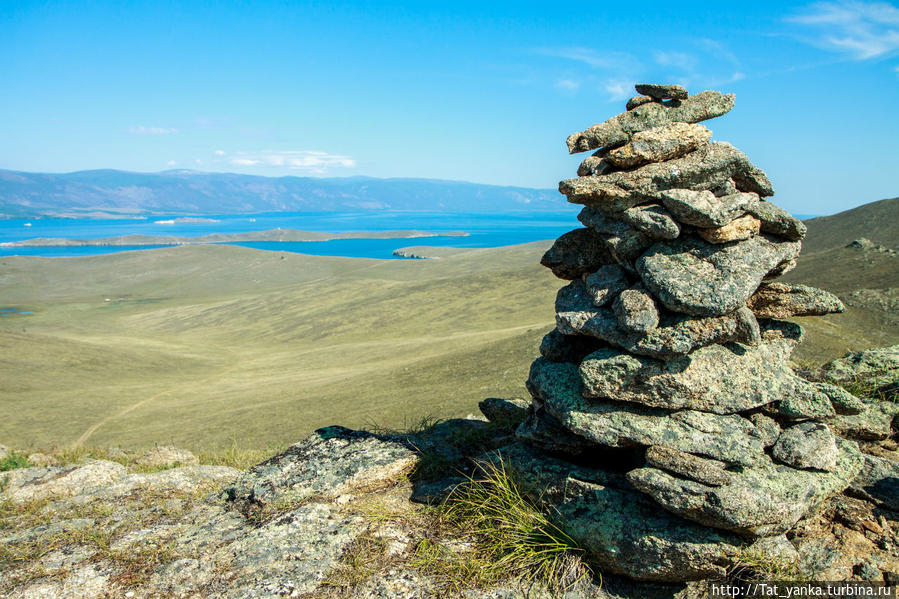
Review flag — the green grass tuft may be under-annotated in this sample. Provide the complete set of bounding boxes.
[0,452,31,472]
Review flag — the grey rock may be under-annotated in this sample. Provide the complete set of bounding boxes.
[748,413,781,447]
[637,234,802,317]
[634,83,689,100]
[222,426,417,508]
[606,122,712,169]
[561,143,773,212]
[764,257,797,279]
[566,91,735,153]
[578,207,654,268]
[540,227,615,280]
[577,152,615,177]
[828,400,899,441]
[514,407,596,457]
[613,286,659,333]
[855,562,883,581]
[528,358,765,465]
[710,178,739,197]
[659,189,756,228]
[478,397,529,429]
[850,453,899,511]
[772,422,839,472]
[556,279,761,359]
[135,446,199,468]
[645,445,732,486]
[697,214,761,244]
[539,329,606,364]
[747,283,845,319]
[776,377,837,420]
[746,200,807,241]
[619,204,681,239]
[795,538,842,578]
[821,345,899,383]
[487,443,753,582]
[626,95,655,110]
[583,263,629,306]
[578,338,797,415]
[812,381,866,415]
[409,475,466,505]
[1,460,127,504]
[627,438,863,537]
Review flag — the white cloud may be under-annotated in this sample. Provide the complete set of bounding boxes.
[536,47,638,70]
[603,80,633,101]
[554,78,581,92]
[214,149,226,156]
[226,150,355,174]
[128,125,179,135]
[788,1,899,59]
[166,160,176,166]
[654,51,697,70]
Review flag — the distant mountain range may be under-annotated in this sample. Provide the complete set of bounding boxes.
[0,169,563,218]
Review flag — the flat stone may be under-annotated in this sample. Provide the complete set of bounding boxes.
[578,337,797,415]
[606,122,712,168]
[561,143,773,212]
[776,377,837,420]
[1,460,127,504]
[747,283,845,319]
[773,422,839,472]
[556,279,761,359]
[634,83,689,100]
[748,413,781,447]
[577,151,615,177]
[514,406,596,457]
[812,381,866,415]
[821,345,899,383]
[627,438,863,537]
[577,207,654,268]
[619,204,681,239]
[746,200,807,241]
[645,445,732,486]
[487,442,756,582]
[538,329,606,363]
[765,258,797,279]
[583,263,629,306]
[828,400,899,441]
[613,286,659,333]
[850,453,899,511]
[697,214,761,244]
[540,227,614,279]
[659,189,757,228]
[626,95,654,110]
[528,358,766,465]
[636,234,802,317]
[477,397,529,429]
[566,90,734,153]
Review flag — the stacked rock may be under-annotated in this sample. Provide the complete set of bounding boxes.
[516,84,865,582]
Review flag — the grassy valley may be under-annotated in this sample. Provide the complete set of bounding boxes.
[0,197,896,452]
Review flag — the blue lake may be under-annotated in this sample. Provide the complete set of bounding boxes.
[0,210,582,259]
[0,307,33,317]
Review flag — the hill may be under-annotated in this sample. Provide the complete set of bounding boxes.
[0,169,561,218]
[799,197,899,254]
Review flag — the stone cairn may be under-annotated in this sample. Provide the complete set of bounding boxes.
[508,84,866,582]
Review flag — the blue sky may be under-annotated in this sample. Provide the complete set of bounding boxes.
[1,0,897,214]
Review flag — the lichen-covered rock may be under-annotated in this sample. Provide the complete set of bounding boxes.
[540,227,615,280]
[478,397,529,429]
[223,426,417,508]
[626,95,654,111]
[577,151,615,177]
[556,279,761,359]
[605,122,712,168]
[566,91,735,153]
[528,358,765,465]
[697,214,761,244]
[583,263,629,306]
[514,407,596,457]
[747,283,845,319]
[618,204,681,239]
[776,377,837,420]
[645,445,731,487]
[772,423,839,472]
[2,460,127,504]
[135,446,199,468]
[828,400,899,441]
[820,345,899,383]
[577,207,654,267]
[748,413,782,447]
[746,200,807,241]
[538,329,606,364]
[812,381,866,415]
[637,234,801,317]
[659,189,757,227]
[627,439,863,537]
[561,143,773,213]
[578,338,797,414]
[850,453,899,511]
[612,286,659,333]
[634,83,689,100]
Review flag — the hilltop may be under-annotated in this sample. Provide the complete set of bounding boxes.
[0,169,561,218]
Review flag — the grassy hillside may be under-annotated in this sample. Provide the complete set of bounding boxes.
[0,243,558,451]
[1,197,896,451]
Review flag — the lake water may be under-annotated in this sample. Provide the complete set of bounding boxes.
[0,308,33,317]
[0,210,582,259]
